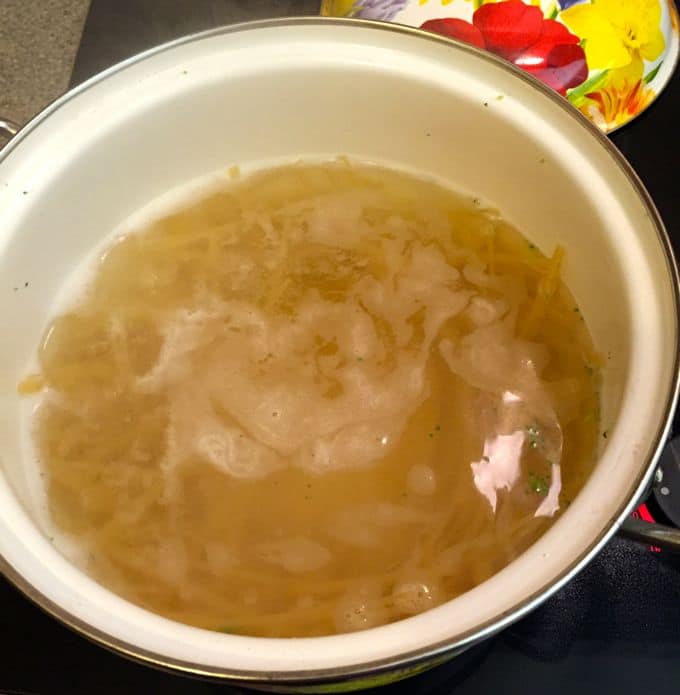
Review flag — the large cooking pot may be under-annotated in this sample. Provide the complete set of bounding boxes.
[0,18,679,692]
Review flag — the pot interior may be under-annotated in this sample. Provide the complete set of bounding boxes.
[0,19,676,678]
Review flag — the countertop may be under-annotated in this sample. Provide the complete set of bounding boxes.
[0,0,89,126]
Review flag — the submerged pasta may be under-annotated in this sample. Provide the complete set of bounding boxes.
[23,162,600,636]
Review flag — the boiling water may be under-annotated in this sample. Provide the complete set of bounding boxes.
[21,162,600,637]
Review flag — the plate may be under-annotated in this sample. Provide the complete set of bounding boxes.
[321,0,680,133]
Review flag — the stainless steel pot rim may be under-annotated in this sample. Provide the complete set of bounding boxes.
[0,16,678,686]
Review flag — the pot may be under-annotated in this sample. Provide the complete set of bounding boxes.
[0,17,679,692]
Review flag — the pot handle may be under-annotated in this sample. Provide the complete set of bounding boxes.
[617,435,680,552]
[0,117,20,142]
[618,517,680,552]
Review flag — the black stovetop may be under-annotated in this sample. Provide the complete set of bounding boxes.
[2,2,679,693]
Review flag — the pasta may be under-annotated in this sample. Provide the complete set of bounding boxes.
[21,161,600,637]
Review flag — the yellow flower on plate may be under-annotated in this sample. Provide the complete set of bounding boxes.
[320,0,357,15]
[579,67,656,129]
[561,0,665,75]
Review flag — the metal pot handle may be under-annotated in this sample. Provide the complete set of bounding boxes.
[618,436,680,552]
[0,117,20,142]
[618,517,680,553]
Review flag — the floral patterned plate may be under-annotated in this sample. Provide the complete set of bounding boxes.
[321,0,679,133]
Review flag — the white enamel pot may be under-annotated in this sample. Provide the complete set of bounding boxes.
[0,18,678,693]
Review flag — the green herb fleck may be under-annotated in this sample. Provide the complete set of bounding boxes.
[428,424,442,439]
[573,306,580,313]
[528,471,549,495]
[528,242,537,250]
[527,425,541,449]
[495,94,504,101]
[583,407,600,423]
[602,430,609,439]
[643,62,662,84]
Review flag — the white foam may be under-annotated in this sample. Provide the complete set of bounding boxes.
[19,157,493,554]
[130,225,473,482]
[440,324,564,517]
[255,537,333,573]
[471,431,526,514]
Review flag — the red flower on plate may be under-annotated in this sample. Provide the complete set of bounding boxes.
[421,1,588,96]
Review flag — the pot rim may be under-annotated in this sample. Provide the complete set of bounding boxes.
[1,16,678,686]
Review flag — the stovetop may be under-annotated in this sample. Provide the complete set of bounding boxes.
[2,2,679,693]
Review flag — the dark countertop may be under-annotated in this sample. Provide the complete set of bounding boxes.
[0,0,89,125]
[2,2,679,693]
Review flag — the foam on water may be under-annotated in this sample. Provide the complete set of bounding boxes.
[15,159,591,636]
[19,156,479,556]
